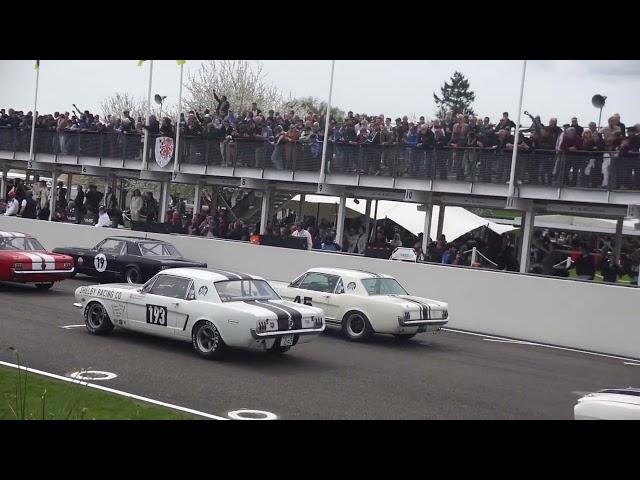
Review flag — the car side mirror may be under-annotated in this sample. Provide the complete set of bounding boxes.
[137,288,143,293]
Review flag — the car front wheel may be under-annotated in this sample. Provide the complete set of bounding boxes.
[84,302,114,335]
[341,311,373,342]
[192,321,226,359]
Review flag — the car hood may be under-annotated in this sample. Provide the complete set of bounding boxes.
[578,389,640,406]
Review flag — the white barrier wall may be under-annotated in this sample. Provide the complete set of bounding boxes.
[2,216,638,359]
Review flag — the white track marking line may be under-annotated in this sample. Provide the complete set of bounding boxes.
[0,360,228,420]
[441,327,640,363]
[60,325,86,329]
[483,338,535,345]
[623,362,640,366]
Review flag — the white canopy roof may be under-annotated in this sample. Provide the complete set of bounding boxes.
[511,214,640,237]
[291,195,517,241]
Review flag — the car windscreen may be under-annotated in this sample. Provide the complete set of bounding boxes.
[361,278,408,296]
[215,279,280,302]
[138,242,181,257]
[0,237,45,251]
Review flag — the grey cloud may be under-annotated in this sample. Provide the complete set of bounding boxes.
[584,60,640,77]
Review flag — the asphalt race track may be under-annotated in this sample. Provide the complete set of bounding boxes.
[1,277,638,420]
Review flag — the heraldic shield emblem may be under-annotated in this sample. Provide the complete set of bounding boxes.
[154,136,174,168]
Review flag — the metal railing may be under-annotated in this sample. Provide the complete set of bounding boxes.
[2,127,639,191]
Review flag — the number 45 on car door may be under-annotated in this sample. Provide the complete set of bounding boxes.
[294,296,313,306]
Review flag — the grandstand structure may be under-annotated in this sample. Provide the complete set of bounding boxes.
[0,128,637,273]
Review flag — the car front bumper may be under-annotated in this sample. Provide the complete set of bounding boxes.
[10,268,75,283]
[396,315,448,334]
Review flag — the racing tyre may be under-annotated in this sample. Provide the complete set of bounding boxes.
[125,265,142,284]
[192,321,226,359]
[341,311,373,342]
[268,345,291,354]
[393,334,416,341]
[84,302,114,335]
[35,283,54,290]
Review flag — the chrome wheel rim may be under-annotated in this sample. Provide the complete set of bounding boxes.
[126,269,140,284]
[196,324,219,353]
[347,315,365,337]
[87,304,105,329]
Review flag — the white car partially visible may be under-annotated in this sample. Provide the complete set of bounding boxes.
[73,267,325,358]
[574,388,640,420]
[272,267,448,342]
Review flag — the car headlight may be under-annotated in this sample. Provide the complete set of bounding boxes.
[77,257,83,266]
[14,263,23,270]
[256,320,268,333]
[432,310,448,320]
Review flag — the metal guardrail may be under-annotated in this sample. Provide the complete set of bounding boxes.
[1,127,639,191]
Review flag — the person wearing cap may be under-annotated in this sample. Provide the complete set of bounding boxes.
[3,191,19,216]
[95,205,111,227]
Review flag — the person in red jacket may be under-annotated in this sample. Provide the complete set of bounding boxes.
[559,127,584,186]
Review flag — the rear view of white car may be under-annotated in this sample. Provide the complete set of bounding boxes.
[272,268,448,342]
[74,268,325,359]
[574,388,640,420]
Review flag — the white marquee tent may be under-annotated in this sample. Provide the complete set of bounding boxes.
[289,195,518,241]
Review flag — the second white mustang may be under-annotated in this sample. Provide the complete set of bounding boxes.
[271,268,448,342]
[73,268,325,358]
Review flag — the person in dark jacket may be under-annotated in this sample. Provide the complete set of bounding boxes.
[19,191,37,219]
[74,185,85,224]
[573,245,596,280]
[600,251,622,283]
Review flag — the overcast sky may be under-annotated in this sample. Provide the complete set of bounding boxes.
[0,60,638,126]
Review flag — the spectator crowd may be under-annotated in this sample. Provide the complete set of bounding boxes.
[1,97,639,187]
[1,94,640,284]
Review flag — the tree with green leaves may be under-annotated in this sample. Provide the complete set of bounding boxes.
[433,71,476,119]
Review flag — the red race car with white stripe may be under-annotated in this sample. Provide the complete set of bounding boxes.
[0,231,74,289]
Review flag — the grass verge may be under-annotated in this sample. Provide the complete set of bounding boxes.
[0,365,195,420]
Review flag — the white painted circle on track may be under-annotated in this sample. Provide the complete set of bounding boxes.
[69,370,117,381]
[94,253,107,273]
[227,409,278,420]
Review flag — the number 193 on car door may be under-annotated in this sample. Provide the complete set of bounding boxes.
[146,304,168,327]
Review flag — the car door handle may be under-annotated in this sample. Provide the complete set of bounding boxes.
[172,302,179,307]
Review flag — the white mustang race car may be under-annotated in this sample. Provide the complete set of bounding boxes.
[73,268,325,358]
[272,268,448,341]
[574,388,640,420]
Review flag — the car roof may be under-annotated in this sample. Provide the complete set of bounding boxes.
[104,236,170,244]
[159,267,265,283]
[0,231,29,238]
[306,267,394,279]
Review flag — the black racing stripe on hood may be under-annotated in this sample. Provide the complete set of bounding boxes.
[261,301,303,330]
[245,300,289,330]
